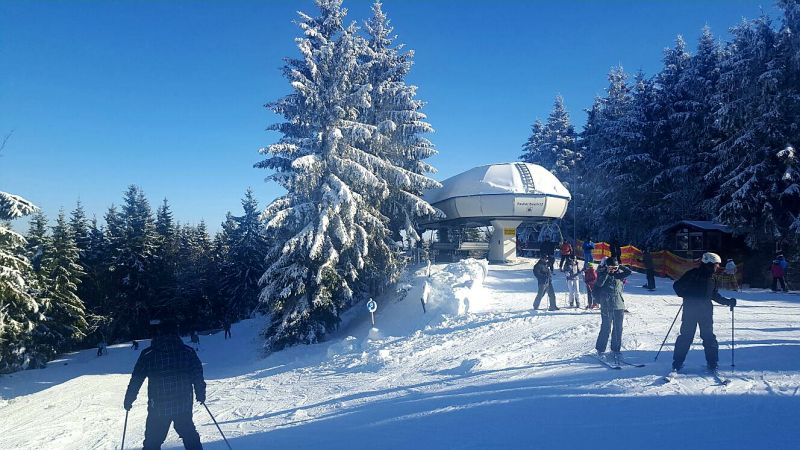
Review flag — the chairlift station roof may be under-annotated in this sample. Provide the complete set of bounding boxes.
[422,162,572,228]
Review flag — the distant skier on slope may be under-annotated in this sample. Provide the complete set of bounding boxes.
[559,240,574,271]
[582,238,595,267]
[124,319,206,450]
[533,255,559,311]
[639,247,656,291]
[670,252,736,374]
[583,262,598,309]
[770,256,788,292]
[565,256,582,308]
[594,258,632,362]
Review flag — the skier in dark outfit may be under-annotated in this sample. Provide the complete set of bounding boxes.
[124,320,206,450]
[640,248,656,290]
[594,257,632,361]
[532,256,559,311]
[671,252,736,373]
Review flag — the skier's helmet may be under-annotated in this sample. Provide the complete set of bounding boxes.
[606,257,619,267]
[701,252,722,264]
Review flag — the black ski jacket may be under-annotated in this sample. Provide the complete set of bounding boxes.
[673,266,733,306]
[533,260,553,282]
[124,335,206,416]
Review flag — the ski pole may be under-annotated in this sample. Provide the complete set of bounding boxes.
[203,402,232,450]
[121,410,129,450]
[655,305,683,361]
[730,304,735,369]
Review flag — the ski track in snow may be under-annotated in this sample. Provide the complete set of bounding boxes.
[2,258,799,449]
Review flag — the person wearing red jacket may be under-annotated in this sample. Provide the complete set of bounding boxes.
[583,262,598,309]
[559,240,574,271]
[771,259,788,292]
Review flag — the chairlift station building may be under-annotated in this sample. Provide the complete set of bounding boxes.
[422,162,571,262]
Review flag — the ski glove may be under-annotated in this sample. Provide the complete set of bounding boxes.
[728,298,737,309]
[197,392,206,404]
[124,399,133,411]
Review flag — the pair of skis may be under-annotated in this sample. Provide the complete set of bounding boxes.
[663,369,731,386]
[589,353,645,370]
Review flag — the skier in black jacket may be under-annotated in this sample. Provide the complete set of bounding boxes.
[532,256,559,311]
[671,252,736,373]
[124,320,206,450]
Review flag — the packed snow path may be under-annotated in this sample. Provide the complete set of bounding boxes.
[1,259,799,449]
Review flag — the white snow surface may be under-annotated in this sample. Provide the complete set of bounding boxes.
[1,258,799,449]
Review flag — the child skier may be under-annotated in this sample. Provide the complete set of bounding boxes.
[565,257,582,308]
[583,262,598,309]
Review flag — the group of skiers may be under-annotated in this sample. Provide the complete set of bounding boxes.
[532,245,737,373]
[119,245,744,450]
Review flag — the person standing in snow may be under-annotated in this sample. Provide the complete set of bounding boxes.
[533,256,559,311]
[540,239,556,271]
[594,258,632,360]
[724,258,739,291]
[565,257,582,308]
[223,319,232,339]
[609,237,622,261]
[97,339,107,357]
[777,254,789,290]
[770,259,787,292]
[582,238,595,267]
[124,319,206,450]
[559,240,574,271]
[671,252,737,373]
[131,340,139,350]
[640,247,656,291]
[583,262,598,309]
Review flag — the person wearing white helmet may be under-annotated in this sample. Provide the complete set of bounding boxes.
[670,252,737,374]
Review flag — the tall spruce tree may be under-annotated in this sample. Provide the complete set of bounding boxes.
[520,119,548,167]
[362,1,441,245]
[257,0,406,351]
[39,210,89,354]
[0,191,42,372]
[708,16,792,246]
[109,186,157,339]
[152,198,178,313]
[544,95,580,185]
[219,189,269,320]
[655,29,723,224]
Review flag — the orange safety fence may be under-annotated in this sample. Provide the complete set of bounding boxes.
[575,240,744,282]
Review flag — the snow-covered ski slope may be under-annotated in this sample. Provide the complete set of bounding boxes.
[1,259,799,449]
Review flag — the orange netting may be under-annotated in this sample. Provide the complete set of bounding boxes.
[575,240,744,282]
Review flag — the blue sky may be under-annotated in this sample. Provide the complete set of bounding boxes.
[0,0,781,231]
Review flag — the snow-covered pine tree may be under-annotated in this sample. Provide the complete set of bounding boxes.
[78,216,109,338]
[110,186,158,338]
[69,200,91,258]
[655,29,722,224]
[362,1,441,245]
[152,198,178,313]
[621,71,662,244]
[219,189,269,321]
[0,191,42,373]
[543,95,580,185]
[520,119,548,167]
[26,210,50,273]
[39,210,89,354]
[582,66,635,240]
[538,95,580,240]
[707,15,794,246]
[257,0,400,351]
